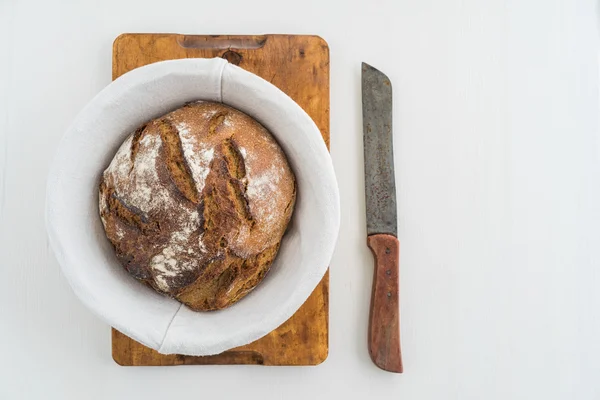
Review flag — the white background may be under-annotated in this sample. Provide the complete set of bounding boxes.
[1,0,599,399]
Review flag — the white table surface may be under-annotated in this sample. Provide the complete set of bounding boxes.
[1,0,599,399]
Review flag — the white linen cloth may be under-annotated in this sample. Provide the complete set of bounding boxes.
[45,58,340,355]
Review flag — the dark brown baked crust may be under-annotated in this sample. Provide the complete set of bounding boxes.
[99,101,296,311]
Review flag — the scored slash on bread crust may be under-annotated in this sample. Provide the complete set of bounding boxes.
[99,101,296,311]
[157,120,201,204]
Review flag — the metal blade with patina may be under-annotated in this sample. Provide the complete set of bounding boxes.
[362,62,397,237]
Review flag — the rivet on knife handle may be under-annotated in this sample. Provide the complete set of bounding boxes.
[367,234,402,373]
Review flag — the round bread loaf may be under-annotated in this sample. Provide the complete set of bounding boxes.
[98,101,296,311]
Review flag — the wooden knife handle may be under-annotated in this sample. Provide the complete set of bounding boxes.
[367,234,403,373]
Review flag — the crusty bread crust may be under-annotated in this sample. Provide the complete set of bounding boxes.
[99,101,296,311]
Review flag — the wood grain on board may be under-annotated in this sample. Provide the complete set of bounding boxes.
[111,33,330,366]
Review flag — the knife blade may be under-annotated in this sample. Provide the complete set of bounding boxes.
[362,62,403,373]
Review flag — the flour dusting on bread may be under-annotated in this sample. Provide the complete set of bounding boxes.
[176,122,214,196]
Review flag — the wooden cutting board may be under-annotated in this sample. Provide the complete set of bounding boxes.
[111,33,330,366]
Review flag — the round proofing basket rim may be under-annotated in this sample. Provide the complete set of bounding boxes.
[45,58,340,356]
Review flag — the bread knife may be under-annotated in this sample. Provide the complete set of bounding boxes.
[362,62,403,373]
